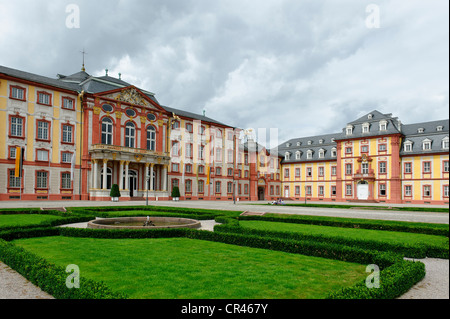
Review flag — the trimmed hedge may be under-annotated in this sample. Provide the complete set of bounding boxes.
[0,238,126,299]
[215,222,449,259]
[239,214,449,237]
[328,260,426,299]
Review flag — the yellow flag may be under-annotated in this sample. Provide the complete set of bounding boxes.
[15,147,21,177]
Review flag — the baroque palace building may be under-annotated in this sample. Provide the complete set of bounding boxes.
[0,64,448,204]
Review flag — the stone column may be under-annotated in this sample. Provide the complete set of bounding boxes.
[150,163,155,191]
[125,161,130,190]
[93,159,98,189]
[163,164,168,191]
[144,163,150,191]
[119,160,124,190]
[102,159,108,190]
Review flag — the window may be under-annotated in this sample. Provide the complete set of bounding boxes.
[346,184,352,196]
[199,126,205,136]
[215,181,221,194]
[405,185,412,197]
[318,167,324,177]
[307,150,313,159]
[102,104,113,113]
[444,185,449,198]
[215,167,222,175]
[295,151,301,160]
[171,163,179,172]
[244,170,249,178]
[37,92,51,105]
[345,147,352,154]
[284,168,290,178]
[331,148,337,157]
[62,124,73,144]
[125,122,135,148]
[125,109,136,117]
[172,121,180,130]
[198,165,205,175]
[10,86,25,100]
[379,162,387,174]
[185,164,192,173]
[361,145,368,153]
[186,123,193,133]
[37,149,49,161]
[270,186,274,195]
[422,140,432,150]
[61,173,72,189]
[36,171,48,189]
[37,121,50,140]
[61,152,73,164]
[216,148,222,162]
[444,161,449,173]
[307,167,312,177]
[331,166,337,176]
[172,142,180,157]
[442,137,449,150]
[227,182,233,193]
[62,97,75,110]
[9,146,17,159]
[285,152,290,161]
[318,149,325,158]
[345,163,352,175]
[379,120,387,131]
[199,145,205,160]
[362,123,370,133]
[295,186,300,195]
[346,126,353,135]
[361,162,369,174]
[172,178,179,189]
[185,143,193,158]
[404,162,412,174]
[101,118,113,145]
[404,141,413,152]
[100,168,112,190]
[318,186,324,196]
[423,185,431,197]
[9,170,21,188]
[244,184,249,194]
[145,125,156,151]
[379,184,386,196]
[306,186,312,195]
[227,150,234,163]
[10,116,24,137]
[227,168,233,176]
[379,144,387,152]
[198,180,204,193]
[295,168,300,178]
[185,180,192,193]
[244,154,249,165]
[423,161,431,173]
[331,186,337,196]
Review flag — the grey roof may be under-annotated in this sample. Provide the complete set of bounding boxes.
[0,65,81,92]
[162,105,232,127]
[278,133,340,163]
[335,110,402,140]
[400,119,449,156]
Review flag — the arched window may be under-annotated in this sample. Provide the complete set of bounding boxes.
[147,125,156,151]
[100,167,112,190]
[101,117,113,145]
[125,122,135,148]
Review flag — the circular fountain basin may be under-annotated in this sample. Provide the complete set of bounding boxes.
[87,217,201,230]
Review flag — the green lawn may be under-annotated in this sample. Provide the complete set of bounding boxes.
[238,220,449,248]
[13,236,367,299]
[0,214,63,229]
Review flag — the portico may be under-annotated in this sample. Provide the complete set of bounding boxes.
[89,144,171,201]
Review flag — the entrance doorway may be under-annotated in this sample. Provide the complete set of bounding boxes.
[124,170,138,197]
[258,187,265,201]
[357,181,369,200]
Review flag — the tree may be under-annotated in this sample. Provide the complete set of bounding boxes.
[110,184,121,199]
[171,186,180,199]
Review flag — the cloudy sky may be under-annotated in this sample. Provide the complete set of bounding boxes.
[0,0,448,147]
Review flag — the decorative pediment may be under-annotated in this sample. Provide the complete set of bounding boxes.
[115,87,151,107]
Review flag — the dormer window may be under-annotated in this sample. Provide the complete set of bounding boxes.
[346,125,353,135]
[318,149,325,158]
[307,150,313,159]
[404,141,413,152]
[308,140,313,145]
[286,143,291,147]
[295,151,301,160]
[296,142,301,146]
[368,114,373,119]
[331,138,335,143]
[442,137,449,149]
[379,120,387,131]
[418,128,424,133]
[285,152,290,160]
[362,123,370,133]
[319,139,324,144]
[331,147,337,157]
[422,139,432,151]
[437,126,443,132]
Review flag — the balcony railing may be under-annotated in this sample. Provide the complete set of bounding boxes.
[89,144,169,157]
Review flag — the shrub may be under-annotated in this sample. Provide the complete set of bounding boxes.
[171,186,180,198]
[110,184,121,198]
